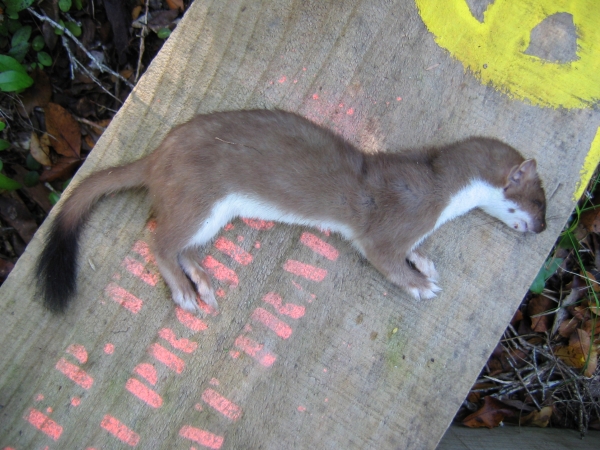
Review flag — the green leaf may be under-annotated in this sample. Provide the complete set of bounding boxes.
[7,18,23,34]
[26,153,41,170]
[0,121,6,131]
[558,231,577,250]
[0,161,3,171]
[74,0,83,10]
[0,70,34,92]
[5,0,35,14]
[0,139,10,151]
[0,173,21,190]
[64,22,82,37]
[49,191,61,204]
[11,25,31,47]
[59,0,72,12]
[54,20,65,35]
[157,28,171,39]
[530,257,564,294]
[0,55,28,74]
[8,41,29,62]
[37,51,52,67]
[32,35,45,51]
[24,170,39,187]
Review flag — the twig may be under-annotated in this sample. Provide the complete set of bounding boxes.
[74,116,107,132]
[135,0,150,84]
[27,8,134,89]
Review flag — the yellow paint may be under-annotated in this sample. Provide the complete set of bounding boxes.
[573,127,600,201]
[415,0,600,109]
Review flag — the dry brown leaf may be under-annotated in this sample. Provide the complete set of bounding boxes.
[582,318,600,337]
[555,329,597,377]
[519,406,553,427]
[586,271,600,292]
[580,207,600,233]
[17,69,52,117]
[510,309,523,326]
[462,396,515,429]
[558,317,580,338]
[10,165,53,213]
[45,103,81,158]
[0,258,15,281]
[131,5,143,20]
[39,156,81,182]
[528,295,554,332]
[30,132,52,166]
[166,0,184,11]
[0,196,37,243]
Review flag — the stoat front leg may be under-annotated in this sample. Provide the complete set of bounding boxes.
[360,243,441,300]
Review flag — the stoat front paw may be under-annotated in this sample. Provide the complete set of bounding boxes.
[407,251,439,282]
[408,280,442,300]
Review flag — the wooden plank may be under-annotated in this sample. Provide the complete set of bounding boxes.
[438,425,600,450]
[1,1,598,448]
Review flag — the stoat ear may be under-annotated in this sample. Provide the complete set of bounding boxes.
[505,159,537,189]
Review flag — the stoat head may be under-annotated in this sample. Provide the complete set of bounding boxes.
[482,159,546,233]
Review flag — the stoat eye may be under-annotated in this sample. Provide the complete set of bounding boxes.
[508,208,515,213]
[532,200,543,208]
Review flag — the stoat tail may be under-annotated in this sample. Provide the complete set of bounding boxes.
[37,157,150,312]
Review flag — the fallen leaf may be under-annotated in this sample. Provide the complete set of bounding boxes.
[462,396,515,429]
[510,309,523,326]
[29,132,52,166]
[17,69,52,117]
[147,9,179,32]
[558,317,580,338]
[519,406,553,427]
[528,295,554,332]
[0,195,37,243]
[45,103,81,158]
[555,329,597,377]
[585,271,600,292]
[0,258,15,281]
[580,207,600,233]
[39,156,81,182]
[166,0,184,11]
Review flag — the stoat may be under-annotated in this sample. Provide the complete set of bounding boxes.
[37,109,546,313]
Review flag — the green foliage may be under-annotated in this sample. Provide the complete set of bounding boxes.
[65,21,82,37]
[0,140,10,151]
[4,0,35,15]
[31,35,44,51]
[0,173,21,190]
[157,28,171,39]
[24,170,39,187]
[8,24,31,62]
[49,191,61,205]
[530,257,564,294]
[37,51,52,67]
[58,0,72,12]
[0,68,33,92]
[25,153,41,170]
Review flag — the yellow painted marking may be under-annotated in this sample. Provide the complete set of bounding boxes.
[573,127,600,201]
[415,0,600,109]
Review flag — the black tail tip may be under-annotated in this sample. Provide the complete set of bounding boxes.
[36,219,79,313]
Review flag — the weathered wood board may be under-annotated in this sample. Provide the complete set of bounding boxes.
[1,1,599,448]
